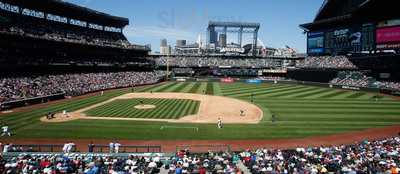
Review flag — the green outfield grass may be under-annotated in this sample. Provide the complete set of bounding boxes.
[84,98,199,119]
[1,81,400,140]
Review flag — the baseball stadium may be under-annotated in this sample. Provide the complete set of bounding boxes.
[1,0,400,173]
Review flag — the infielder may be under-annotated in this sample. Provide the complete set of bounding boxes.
[217,118,222,129]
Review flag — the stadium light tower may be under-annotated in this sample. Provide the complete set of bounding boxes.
[207,21,260,55]
[166,53,170,81]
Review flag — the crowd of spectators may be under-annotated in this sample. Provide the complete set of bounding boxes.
[2,136,400,173]
[154,56,281,68]
[213,69,259,76]
[0,15,148,50]
[296,56,358,69]
[172,68,194,75]
[375,81,400,91]
[0,71,166,103]
[0,153,164,174]
[241,136,400,173]
[330,71,400,91]
[255,76,288,81]
[330,71,371,88]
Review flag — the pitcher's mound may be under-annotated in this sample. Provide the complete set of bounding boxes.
[134,104,156,110]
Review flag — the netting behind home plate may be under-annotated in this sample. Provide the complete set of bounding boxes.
[176,144,231,153]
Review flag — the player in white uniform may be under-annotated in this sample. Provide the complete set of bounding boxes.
[1,124,11,136]
[114,142,121,153]
[217,118,222,129]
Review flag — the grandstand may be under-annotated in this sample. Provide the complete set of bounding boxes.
[0,0,159,109]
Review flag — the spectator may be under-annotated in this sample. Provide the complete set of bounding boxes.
[296,56,357,69]
[0,71,166,103]
[88,141,95,153]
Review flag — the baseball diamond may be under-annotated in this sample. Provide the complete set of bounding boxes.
[2,0,400,173]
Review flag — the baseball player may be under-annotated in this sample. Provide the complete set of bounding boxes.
[240,110,245,116]
[1,122,11,136]
[217,118,222,129]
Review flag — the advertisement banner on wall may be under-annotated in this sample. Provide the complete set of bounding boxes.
[220,78,234,83]
[246,79,262,84]
[376,26,400,43]
[376,26,400,49]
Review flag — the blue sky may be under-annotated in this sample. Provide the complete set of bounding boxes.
[65,0,323,53]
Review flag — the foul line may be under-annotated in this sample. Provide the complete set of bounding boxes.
[160,126,199,132]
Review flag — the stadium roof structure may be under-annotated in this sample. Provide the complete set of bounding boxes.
[208,21,260,29]
[300,0,369,31]
[3,0,129,27]
[300,0,400,31]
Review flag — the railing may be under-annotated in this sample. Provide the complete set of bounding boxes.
[7,144,162,153]
[0,93,65,111]
[9,144,75,152]
[92,145,162,153]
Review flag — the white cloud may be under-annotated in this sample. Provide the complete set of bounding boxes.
[124,26,196,41]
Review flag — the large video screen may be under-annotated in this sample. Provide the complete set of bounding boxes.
[308,37,324,48]
[376,26,400,43]
[307,32,324,53]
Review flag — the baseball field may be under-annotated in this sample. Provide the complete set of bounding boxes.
[1,81,400,141]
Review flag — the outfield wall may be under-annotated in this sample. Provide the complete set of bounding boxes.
[172,77,399,96]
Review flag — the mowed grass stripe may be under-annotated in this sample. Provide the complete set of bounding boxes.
[259,86,315,98]
[175,100,192,117]
[264,103,400,110]
[85,98,200,119]
[7,92,123,126]
[181,82,196,93]
[212,82,222,95]
[126,99,171,118]
[191,101,200,114]
[280,87,323,98]
[188,83,201,93]
[143,82,173,92]
[153,82,179,92]
[113,100,140,117]
[329,90,359,99]
[346,92,368,99]
[272,108,400,115]
[196,82,208,94]
[227,85,296,97]
[171,82,191,92]
[221,85,269,93]
[317,90,347,99]
[161,99,184,119]
[249,85,306,97]
[122,98,170,118]
[275,114,400,122]
[144,99,174,119]
[289,88,333,99]
[164,82,186,92]
[187,101,198,115]
[206,82,214,95]
[221,84,285,96]
[255,98,400,105]
[8,89,128,130]
[135,83,164,92]
[99,100,135,117]
[154,99,184,119]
